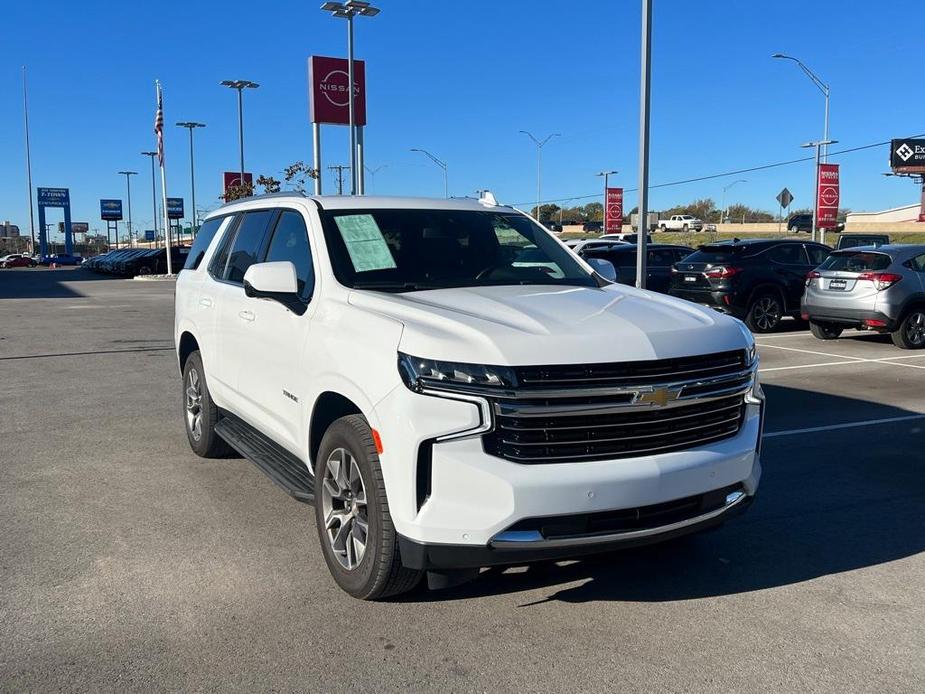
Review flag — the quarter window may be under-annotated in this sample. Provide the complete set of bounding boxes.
[264,210,315,301]
[805,245,829,266]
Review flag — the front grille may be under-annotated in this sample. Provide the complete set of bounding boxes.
[514,349,745,388]
[482,350,751,464]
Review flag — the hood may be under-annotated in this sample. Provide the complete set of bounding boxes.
[348,284,750,366]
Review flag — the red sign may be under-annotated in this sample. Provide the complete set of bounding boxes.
[605,188,624,233]
[223,171,253,193]
[309,56,367,126]
[816,164,840,228]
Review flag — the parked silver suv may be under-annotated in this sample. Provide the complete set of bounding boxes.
[802,244,925,349]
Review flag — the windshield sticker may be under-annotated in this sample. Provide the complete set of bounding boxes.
[334,214,397,272]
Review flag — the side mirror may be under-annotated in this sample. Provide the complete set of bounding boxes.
[242,261,306,314]
[586,257,617,283]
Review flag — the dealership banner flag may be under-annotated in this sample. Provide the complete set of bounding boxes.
[816,163,840,228]
[605,188,624,233]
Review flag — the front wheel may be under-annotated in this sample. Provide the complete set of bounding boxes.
[315,415,422,600]
[809,321,843,340]
[892,309,925,349]
[746,293,783,333]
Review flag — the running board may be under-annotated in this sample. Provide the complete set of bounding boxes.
[215,415,315,504]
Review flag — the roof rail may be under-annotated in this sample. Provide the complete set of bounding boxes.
[219,190,309,208]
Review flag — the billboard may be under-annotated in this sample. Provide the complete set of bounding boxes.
[100,199,123,220]
[309,56,367,126]
[145,230,156,241]
[816,163,840,228]
[605,188,624,233]
[223,171,253,194]
[38,187,70,207]
[59,222,89,234]
[890,138,925,174]
[167,197,185,219]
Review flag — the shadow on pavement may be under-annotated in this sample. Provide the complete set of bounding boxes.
[0,267,125,299]
[401,384,925,604]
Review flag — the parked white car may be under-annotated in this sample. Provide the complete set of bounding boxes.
[174,193,764,599]
[658,214,705,232]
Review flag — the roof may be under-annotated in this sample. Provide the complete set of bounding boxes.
[218,193,516,213]
[835,243,925,255]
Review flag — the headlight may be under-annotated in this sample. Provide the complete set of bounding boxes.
[398,353,517,393]
[746,341,758,368]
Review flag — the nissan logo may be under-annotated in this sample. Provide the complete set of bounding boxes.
[319,69,359,108]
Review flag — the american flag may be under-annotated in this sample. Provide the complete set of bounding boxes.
[154,84,164,165]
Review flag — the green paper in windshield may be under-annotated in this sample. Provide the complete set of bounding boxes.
[334,214,397,272]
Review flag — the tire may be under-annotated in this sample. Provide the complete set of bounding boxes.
[682,224,689,232]
[138,266,152,276]
[746,292,784,333]
[314,415,422,600]
[788,226,798,233]
[660,225,667,232]
[891,309,925,350]
[182,350,231,458]
[809,321,843,340]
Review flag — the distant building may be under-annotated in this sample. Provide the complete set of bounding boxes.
[1,221,21,237]
[846,203,920,224]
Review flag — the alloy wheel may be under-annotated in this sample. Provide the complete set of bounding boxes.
[320,447,369,571]
[906,312,925,346]
[753,297,781,331]
[185,368,203,441]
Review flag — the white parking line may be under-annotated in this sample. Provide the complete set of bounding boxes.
[764,414,925,438]
[760,360,857,373]
[761,354,925,373]
[757,343,864,361]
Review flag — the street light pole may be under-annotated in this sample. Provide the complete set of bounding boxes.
[772,53,830,161]
[596,170,618,231]
[22,66,36,255]
[520,130,560,220]
[364,164,387,193]
[220,80,259,191]
[321,1,381,196]
[801,139,836,244]
[118,171,138,247]
[720,179,747,224]
[636,0,652,290]
[141,152,159,246]
[177,122,205,237]
[410,148,448,198]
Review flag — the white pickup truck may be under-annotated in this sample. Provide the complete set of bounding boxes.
[658,214,704,232]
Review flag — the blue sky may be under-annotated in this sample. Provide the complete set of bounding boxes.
[1,0,923,239]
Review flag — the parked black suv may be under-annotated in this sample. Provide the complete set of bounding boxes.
[787,213,844,234]
[580,243,694,294]
[669,239,831,332]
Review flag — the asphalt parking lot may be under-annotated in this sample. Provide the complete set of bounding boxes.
[1,268,923,693]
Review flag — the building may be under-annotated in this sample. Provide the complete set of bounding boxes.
[1,221,21,237]
[845,203,922,225]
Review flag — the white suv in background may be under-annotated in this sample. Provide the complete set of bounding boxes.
[174,193,764,600]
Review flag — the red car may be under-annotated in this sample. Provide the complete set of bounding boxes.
[0,255,37,268]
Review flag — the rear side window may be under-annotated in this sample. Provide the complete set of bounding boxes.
[647,249,675,267]
[769,244,808,264]
[907,254,925,272]
[225,210,275,283]
[819,251,892,272]
[264,210,314,301]
[184,216,227,271]
[806,245,829,265]
[682,247,737,264]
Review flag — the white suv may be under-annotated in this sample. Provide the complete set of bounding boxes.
[174,193,764,599]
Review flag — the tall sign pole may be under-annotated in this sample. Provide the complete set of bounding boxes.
[22,66,37,254]
[636,0,652,290]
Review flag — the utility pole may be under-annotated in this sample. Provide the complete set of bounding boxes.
[636,0,652,289]
[328,164,350,195]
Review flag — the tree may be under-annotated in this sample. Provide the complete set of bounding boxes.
[529,203,561,222]
[222,162,319,201]
[661,198,716,222]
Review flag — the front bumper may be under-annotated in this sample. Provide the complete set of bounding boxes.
[374,383,763,556]
[398,487,754,570]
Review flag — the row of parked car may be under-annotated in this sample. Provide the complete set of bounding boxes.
[568,233,925,349]
[82,247,189,276]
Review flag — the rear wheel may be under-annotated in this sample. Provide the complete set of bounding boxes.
[746,293,783,333]
[809,321,843,340]
[314,415,422,600]
[182,351,231,458]
[892,309,925,350]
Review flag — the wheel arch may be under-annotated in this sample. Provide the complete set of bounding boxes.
[309,391,365,469]
[747,282,787,310]
[177,331,200,375]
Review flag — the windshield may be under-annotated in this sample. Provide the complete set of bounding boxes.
[319,208,597,291]
[819,251,892,272]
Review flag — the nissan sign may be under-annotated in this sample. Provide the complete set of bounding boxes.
[309,56,367,126]
[816,163,840,228]
[605,188,624,233]
[890,138,925,174]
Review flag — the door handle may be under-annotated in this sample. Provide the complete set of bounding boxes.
[238,310,255,322]
[199,297,213,308]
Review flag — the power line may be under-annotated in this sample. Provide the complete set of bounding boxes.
[514,133,924,208]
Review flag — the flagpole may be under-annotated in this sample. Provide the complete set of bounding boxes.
[156,81,174,275]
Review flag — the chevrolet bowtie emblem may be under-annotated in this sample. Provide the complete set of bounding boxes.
[635,387,677,407]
